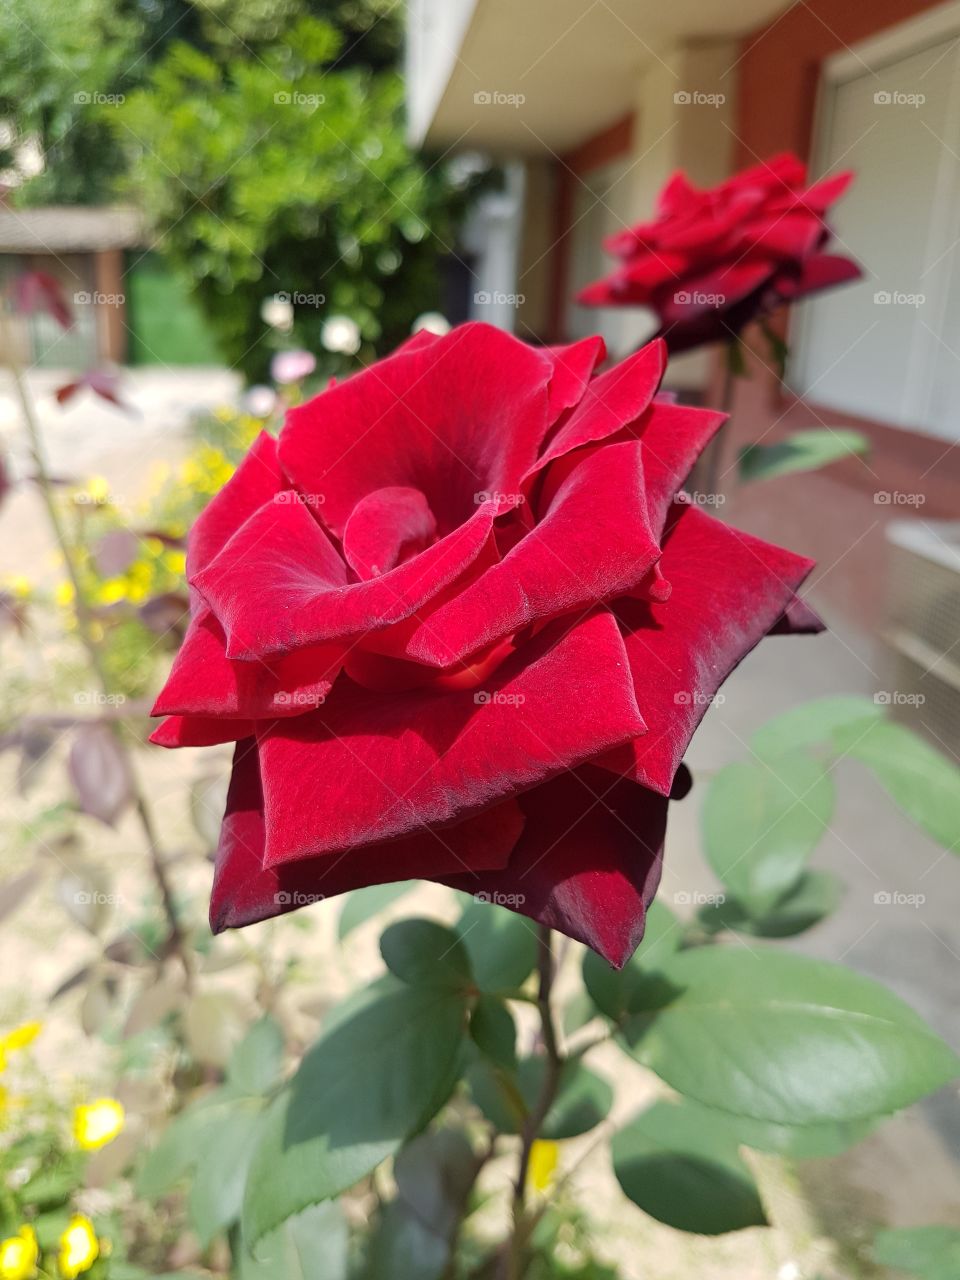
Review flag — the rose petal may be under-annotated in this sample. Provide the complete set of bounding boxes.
[187,432,285,578]
[405,440,661,667]
[597,503,815,794]
[152,608,341,719]
[193,490,497,658]
[343,486,438,580]
[208,742,525,932]
[531,339,667,474]
[150,715,256,748]
[442,766,667,968]
[278,321,553,537]
[257,609,646,866]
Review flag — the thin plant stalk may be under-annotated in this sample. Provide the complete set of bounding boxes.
[7,351,193,985]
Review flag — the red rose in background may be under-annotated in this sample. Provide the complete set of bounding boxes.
[578,153,860,353]
[151,322,819,966]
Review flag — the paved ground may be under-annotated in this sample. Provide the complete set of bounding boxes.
[0,366,240,580]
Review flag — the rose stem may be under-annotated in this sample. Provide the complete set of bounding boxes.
[7,353,193,986]
[701,336,740,497]
[507,924,564,1278]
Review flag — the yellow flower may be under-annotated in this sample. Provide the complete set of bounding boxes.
[82,476,111,505]
[213,405,236,423]
[0,1022,41,1069]
[57,1217,98,1279]
[2,576,32,599]
[527,1139,559,1193]
[54,581,75,608]
[73,1098,125,1151]
[0,1226,38,1280]
[162,550,186,575]
[1,1022,41,1054]
[96,578,128,605]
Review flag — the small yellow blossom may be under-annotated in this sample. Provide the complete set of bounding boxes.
[96,578,128,605]
[0,1225,38,1280]
[73,1098,125,1151]
[54,581,75,607]
[84,476,112,505]
[57,1217,99,1279]
[213,405,236,423]
[1,1022,41,1053]
[162,550,186,575]
[2,576,32,599]
[527,1139,559,1192]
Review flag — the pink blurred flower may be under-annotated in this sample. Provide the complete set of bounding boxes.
[271,350,316,385]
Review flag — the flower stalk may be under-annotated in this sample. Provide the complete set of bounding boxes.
[7,351,193,985]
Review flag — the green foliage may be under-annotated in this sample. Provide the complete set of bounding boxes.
[337,881,416,940]
[612,1098,768,1235]
[242,982,467,1243]
[108,15,482,379]
[582,900,681,1022]
[624,947,960,1124]
[738,428,869,482]
[454,897,539,992]
[874,1226,960,1280]
[0,0,137,202]
[702,749,835,915]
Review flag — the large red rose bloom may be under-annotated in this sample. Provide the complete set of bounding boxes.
[577,153,860,353]
[152,322,819,966]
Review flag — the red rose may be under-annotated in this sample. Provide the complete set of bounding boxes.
[578,152,860,352]
[152,323,819,966]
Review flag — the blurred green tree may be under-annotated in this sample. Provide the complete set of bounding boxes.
[110,12,481,378]
[1,0,482,377]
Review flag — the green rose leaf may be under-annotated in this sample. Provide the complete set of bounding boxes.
[337,882,416,941]
[455,898,538,991]
[835,718,960,852]
[696,870,843,938]
[242,983,466,1243]
[703,750,835,914]
[751,695,881,758]
[468,1057,612,1139]
[469,996,517,1069]
[242,1202,348,1280]
[583,900,682,1021]
[380,918,473,991]
[873,1225,960,1280]
[738,429,868,483]
[226,1016,285,1097]
[613,1098,767,1235]
[625,948,959,1124]
[189,1101,263,1246]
